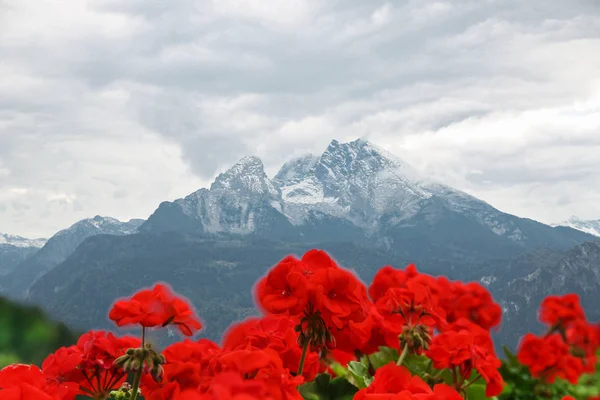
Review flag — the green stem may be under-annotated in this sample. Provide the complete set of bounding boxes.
[129,370,143,400]
[297,340,309,376]
[396,343,409,366]
[129,327,146,400]
[463,374,482,389]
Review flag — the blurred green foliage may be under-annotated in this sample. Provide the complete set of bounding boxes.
[0,296,78,367]
[500,346,600,400]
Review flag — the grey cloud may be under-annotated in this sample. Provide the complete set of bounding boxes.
[1,0,599,236]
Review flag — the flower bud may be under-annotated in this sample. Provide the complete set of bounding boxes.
[150,364,165,382]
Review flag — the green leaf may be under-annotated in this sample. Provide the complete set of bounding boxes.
[298,374,330,400]
[329,377,359,400]
[329,362,350,379]
[402,353,431,377]
[465,384,487,400]
[348,361,372,388]
[368,346,399,370]
[298,373,358,400]
[439,368,455,386]
[502,345,518,365]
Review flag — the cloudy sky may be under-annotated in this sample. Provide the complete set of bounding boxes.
[1,0,599,238]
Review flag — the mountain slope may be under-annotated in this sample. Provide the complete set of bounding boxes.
[26,233,600,350]
[0,234,46,276]
[1,216,144,299]
[27,233,410,342]
[469,241,600,349]
[0,245,40,276]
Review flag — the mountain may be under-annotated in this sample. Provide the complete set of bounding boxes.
[0,233,47,248]
[142,139,594,259]
[141,156,298,240]
[21,139,600,351]
[554,216,600,237]
[0,216,144,299]
[0,234,46,276]
[25,232,429,343]
[471,241,600,349]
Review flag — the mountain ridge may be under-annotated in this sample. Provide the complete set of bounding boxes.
[0,216,145,298]
[0,233,47,248]
[141,139,595,257]
[554,216,600,237]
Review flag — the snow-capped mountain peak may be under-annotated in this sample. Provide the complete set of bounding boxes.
[274,154,319,186]
[0,233,47,248]
[211,156,280,197]
[55,216,144,237]
[319,139,420,178]
[274,139,433,225]
[315,138,426,195]
[553,216,600,237]
[144,138,590,248]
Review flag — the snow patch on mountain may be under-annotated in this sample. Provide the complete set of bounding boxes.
[0,234,47,248]
[54,216,143,237]
[554,216,600,237]
[480,276,497,286]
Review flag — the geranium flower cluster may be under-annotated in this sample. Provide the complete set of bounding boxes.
[517,294,600,385]
[255,250,504,397]
[0,248,597,400]
[0,331,140,400]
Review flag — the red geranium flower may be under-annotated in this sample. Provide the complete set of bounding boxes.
[215,348,304,400]
[0,385,61,400]
[539,294,586,328]
[310,267,366,329]
[299,249,339,275]
[438,280,502,330]
[354,363,462,400]
[109,283,202,336]
[566,319,599,372]
[517,333,585,384]
[223,315,320,380]
[0,364,72,400]
[427,328,504,397]
[368,265,411,302]
[197,371,271,400]
[256,257,309,316]
[142,338,222,400]
[47,331,142,398]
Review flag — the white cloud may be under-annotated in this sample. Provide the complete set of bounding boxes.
[0,0,599,236]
